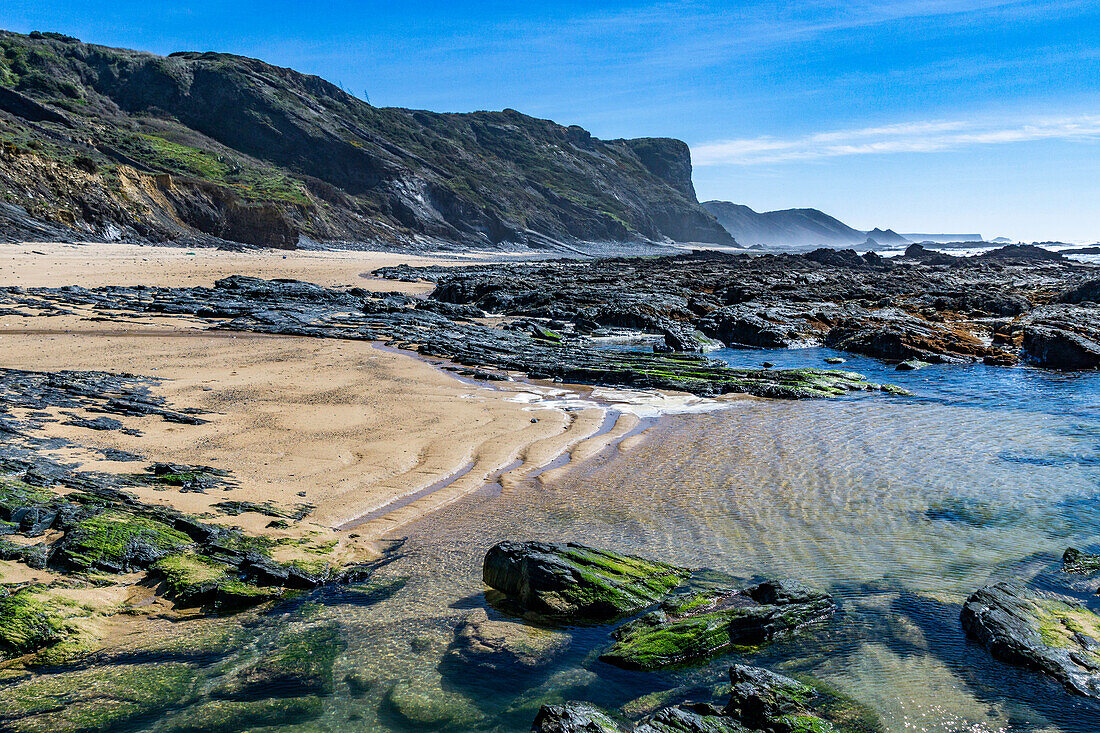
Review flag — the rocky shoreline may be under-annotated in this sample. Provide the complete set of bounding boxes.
[381,243,1100,370]
[0,273,906,400]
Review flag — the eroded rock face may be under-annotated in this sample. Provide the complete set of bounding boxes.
[445,608,571,672]
[482,541,690,622]
[961,581,1100,698]
[824,308,992,364]
[1021,305,1100,369]
[600,580,836,670]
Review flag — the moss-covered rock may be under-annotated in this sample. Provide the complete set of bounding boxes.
[533,665,881,733]
[161,696,323,733]
[217,623,343,699]
[0,662,196,733]
[1063,547,1100,575]
[151,552,284,611]
[57,509,193,573]
[601,580,836,670]
[0,476,57,522]
[962,581,1100,698]
[483,541,690,622]
[0,586,67,658]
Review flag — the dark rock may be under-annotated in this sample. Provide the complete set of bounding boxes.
[1022,305,1100,369]
[483,541,690,622]
[902,243,958,265]
[804,248,866,268]
[979,244,1063,262]
[633,703,744,732]
[825,308,993,364]
[534,664,884,732]
[1064,548,1100,575]
[659,321,721,353]
[1060,279,1100,304]
[895,360,926,371]
[532,703,621,733]
[961,581,1100,698]
[62,415,124,431]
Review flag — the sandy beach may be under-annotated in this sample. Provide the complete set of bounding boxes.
[0,241,641,560]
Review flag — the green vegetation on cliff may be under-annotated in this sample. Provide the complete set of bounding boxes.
[0,29,731,249]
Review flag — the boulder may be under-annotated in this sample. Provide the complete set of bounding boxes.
[659,321,722,353]
[600,580,836,670]
[482,541,690,622]
[961,581,1100,698]
[445,608,571,672]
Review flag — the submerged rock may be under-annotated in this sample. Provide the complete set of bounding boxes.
[1064,548,1100,576]
[600,580,836,670]
[385,674,485,729]
[483,541,690,622]
[445,607,571,672]
[961,581,1100,698]
[534,664,883,733]
[533,702,621,733]
[215,624,343,699]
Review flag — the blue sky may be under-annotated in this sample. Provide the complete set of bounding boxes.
[4,1,1099,241]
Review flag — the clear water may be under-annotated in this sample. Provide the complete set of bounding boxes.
[298,349,1100,732]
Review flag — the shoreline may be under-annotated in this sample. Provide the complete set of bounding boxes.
[0,240,718,549]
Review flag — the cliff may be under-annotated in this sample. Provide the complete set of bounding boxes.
[0,30,732,250]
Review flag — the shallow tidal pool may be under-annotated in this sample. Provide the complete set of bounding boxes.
[16,350,1100,733]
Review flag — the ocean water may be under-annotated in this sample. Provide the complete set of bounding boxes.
[303,349,1100,732]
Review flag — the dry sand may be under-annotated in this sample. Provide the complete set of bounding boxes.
[0,241,639,558]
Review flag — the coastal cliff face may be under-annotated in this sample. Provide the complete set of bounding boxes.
[0,30,732,249]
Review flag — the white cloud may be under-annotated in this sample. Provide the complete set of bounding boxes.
[692,115,1100,165]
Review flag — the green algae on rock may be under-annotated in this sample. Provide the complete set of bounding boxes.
[0,586,68,658]
[483,541,690,622]
[533,664,883,733]
[600,580,836,670]
[1063,547,1100,575]
[962,581,1100,698]
[217,623,344,699]
[160,696,323,733]
[385,673,486,729]
[0,662,198,733]
[57,509,193,573]
[151,553,285,612]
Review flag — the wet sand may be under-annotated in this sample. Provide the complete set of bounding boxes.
[0,241,635,557]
